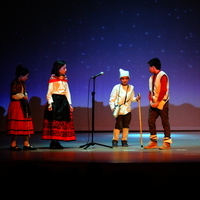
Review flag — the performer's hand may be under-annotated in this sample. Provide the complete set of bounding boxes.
[48,104,52,111]
[136,94,141,101]
[23,96,28,100]
[150,101,159,108]
[70,105,74,112]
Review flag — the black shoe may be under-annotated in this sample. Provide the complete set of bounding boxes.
[55,141,64,149]
[121,140,128,147]
[112,140,118,147]
[10,146,22,151]
[50,140,63,149]
[23,145,37,150]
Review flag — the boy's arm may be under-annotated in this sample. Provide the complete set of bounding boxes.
[157,75,168,102]
[109,86,117,111]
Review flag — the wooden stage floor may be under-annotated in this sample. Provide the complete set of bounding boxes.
[1,131,200,184]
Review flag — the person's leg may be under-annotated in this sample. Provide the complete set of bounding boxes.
[23,135,37,150]
[121,128,129,147]
[10,135,17,147]
[159,102,172,150]
[160,102,171,139]
[148,107,159,136]
[121,112,131,147]
[10,135,22,151]
[112,129,120,147]
[112,116,122,146]
[23,135,30,147]
[144,107,159,149]
[112,128,120,141]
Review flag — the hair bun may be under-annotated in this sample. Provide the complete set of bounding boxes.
[15,65,29,77]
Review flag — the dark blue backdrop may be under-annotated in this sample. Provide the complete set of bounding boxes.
[1,0,200,131]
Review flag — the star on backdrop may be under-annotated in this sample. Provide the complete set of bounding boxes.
[0,0,200,110]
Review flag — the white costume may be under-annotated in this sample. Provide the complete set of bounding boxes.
[109,69,138,146]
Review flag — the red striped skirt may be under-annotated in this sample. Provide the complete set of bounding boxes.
[7,101,34,135]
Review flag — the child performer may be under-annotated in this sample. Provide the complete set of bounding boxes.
[7,65,37,151]
[42,60,76,149]
[144,58,172,150]
[109,68,140,147]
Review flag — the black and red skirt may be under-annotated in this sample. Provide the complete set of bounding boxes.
[42,94,76,141]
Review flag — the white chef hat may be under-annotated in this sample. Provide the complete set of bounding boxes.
[119,68,130,78]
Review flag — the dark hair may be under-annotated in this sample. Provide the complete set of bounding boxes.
[51,60,66,76]
[147,58,161,70]
[15,65,29,77]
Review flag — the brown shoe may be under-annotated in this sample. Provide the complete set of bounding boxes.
[159,142,171,150]
[144,141,158,149]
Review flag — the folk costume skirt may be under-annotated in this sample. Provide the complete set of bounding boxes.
[7,100,34,135]
[42,94,76,141]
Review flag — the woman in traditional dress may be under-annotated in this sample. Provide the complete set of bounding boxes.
[42,60,76,149]
[7,65,37,151]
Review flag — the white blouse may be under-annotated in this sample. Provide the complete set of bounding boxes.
[46,75,72,105]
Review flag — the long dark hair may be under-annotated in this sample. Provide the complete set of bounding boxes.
[51,60,66,77]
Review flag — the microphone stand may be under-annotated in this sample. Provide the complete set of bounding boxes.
[79,76,113,149]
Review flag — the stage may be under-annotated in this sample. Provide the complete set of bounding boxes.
[0,131,200,182]
[0,131,200,177]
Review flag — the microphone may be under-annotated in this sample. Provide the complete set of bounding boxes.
[91,72,104,79]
